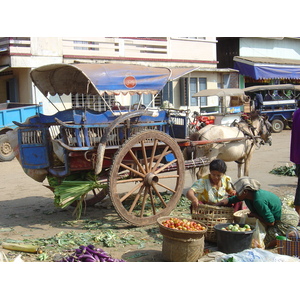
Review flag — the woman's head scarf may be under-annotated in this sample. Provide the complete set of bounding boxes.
[233,177,261,195]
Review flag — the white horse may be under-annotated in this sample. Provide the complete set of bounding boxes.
[184,112,272,179]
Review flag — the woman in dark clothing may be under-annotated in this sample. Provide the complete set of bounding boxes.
[217,177,299,248]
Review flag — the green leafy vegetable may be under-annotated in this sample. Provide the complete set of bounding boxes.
[269,164,296,176]
[47,172,106,219]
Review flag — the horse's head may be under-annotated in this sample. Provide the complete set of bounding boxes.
[250,112,272,145]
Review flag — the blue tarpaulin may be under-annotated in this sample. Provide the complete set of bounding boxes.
[233,57,300,80]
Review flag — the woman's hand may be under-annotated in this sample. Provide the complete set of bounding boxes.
[228,190,237,196]
[216,198,229,206]
[191,199,203,210]
[248,212,258,218]
[186,188,203,211]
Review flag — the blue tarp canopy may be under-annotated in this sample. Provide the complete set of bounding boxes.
[233,56,300,80]
[30,63,198,97]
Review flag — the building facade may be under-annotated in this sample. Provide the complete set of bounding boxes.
[0,37,237,115]
[217,37,300,88]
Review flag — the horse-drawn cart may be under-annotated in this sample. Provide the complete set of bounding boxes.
[11,63,214,227]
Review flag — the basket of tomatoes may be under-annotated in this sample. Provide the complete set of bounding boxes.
[157,216,207,262]
[158,216,207,239]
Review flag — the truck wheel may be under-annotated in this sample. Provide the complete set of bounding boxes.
[271,119,284,133]
[0,134,15,161]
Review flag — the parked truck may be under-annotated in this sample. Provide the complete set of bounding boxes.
[0,101,42,161]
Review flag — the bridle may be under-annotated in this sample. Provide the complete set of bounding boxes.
[232,114,272,147]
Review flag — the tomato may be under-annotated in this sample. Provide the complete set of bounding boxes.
[162,217,205,232]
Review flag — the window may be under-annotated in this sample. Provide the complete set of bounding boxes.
[131,94,152,107]
[161,81,173,104]
[190,78,198,106]
[180,77,207,107]
[72,93,115,112]
[73,40,99,51]
[199,78,207,106]
[131,82,173,108]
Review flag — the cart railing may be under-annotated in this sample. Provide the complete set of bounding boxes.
[14,108,189,171]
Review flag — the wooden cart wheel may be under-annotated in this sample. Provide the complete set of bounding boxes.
[108,130,185,226]
[69,186,108,207]
[84,186,108,206]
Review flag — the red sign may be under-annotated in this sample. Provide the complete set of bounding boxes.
[124,75,137,89]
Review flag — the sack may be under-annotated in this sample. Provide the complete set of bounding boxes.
[251,219,266,249]
[277,226,300,258]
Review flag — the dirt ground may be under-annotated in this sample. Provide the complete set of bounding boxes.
[0,129,297,262]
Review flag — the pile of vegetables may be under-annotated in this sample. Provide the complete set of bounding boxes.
[47,172,105,219]
[221,224,252,232]
[61,244,126,262]
[269,164,296,176]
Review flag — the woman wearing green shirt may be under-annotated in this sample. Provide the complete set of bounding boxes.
[217,177,299,248]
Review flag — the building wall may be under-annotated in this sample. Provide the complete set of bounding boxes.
[0,37,226,114]
[240,37,300,60]
[168,37,217,62]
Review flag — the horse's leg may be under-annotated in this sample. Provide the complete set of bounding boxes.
[237,162,243,178]
[244,156,251,177]
[244,148,255,177]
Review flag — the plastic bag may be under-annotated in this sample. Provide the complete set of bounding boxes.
[251,219,266,249]
[0,252,24,262]
[216,248,300,262]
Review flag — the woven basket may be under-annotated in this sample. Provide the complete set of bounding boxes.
[192,204,234,243]
[157,216,207,262]
[276,227,300,258]
[233,209,256,226]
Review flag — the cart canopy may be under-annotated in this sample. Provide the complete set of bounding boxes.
[243,84,300,93]
[30,63,198,97]
[193,88,245,97]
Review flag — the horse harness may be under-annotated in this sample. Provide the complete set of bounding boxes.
[231,117,266,149]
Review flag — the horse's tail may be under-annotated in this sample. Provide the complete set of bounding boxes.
[189,168,197,182]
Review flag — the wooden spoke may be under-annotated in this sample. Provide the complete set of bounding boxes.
[154,158,177,174]
[129,149,147,175]
[156,182,176,193]
[141,140,149,173]
[140,186,149,218]
[151,145,170,172]
[128,186,145,213]
[116,178,143,184]
[148,139,158,170]
[120,162,145,178]
[148,188,156,215]
[157,174,179,179]
[151,184,167,208]
[119,182,144,203]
